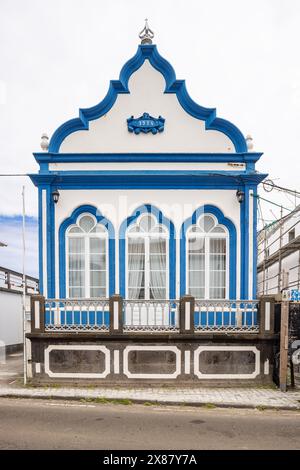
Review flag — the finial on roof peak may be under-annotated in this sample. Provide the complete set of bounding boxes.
[139,19,154,44]
[246,134,254,150]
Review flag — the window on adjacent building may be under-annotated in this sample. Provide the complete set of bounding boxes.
[187,214,228,299]
[288,228,295,243]
[126,213,168,300]
[66,214,108,298]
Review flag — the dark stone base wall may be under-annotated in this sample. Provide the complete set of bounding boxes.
[27,333,277,386]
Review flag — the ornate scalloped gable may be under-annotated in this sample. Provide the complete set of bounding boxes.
[49,45,247,154]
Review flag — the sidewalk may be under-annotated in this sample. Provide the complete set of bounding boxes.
[1,354,300,410]
[0,384,300,410]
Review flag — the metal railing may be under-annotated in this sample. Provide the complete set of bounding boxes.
[0,266,39,294]
[40,297,261,334]
[45,298,110,332]
[123,299,180,332]
[194,300,259,333]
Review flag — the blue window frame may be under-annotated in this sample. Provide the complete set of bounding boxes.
[180,205,237,299]
[58,205,115,298]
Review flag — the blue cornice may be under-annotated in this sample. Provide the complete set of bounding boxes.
[34,152,262,165]
[28,172,268,188]
[47,45,248,153]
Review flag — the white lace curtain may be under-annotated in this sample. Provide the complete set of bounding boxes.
[149,238,166,300]
[128,238,145,299]
[67,214,107,298]
[188,215,227,299]
[127,214,168,300]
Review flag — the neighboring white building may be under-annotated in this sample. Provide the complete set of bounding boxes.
[0,266,39,353]
[257,205,300,296]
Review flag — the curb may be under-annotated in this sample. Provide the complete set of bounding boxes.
[0,390,299,411]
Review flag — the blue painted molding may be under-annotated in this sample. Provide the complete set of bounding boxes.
[58,205,115,298]
[119,204,176,299]
[252,187,258,299]
[48,45,247,153]
[34,152,263,165]
[38,188,43,295]
[29,172,268,189]
[180,205,237,299]
[46,186,55,298]
[240,187,249,299]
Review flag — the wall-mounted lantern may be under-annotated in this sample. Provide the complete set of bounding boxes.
[52,189,60,204]
[236,189,245,203]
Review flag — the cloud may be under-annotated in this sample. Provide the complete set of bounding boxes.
[0,215,38,278]
[0,0,299,225]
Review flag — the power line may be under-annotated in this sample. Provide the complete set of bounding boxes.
[251,194,293,212]
[263,180,300,198]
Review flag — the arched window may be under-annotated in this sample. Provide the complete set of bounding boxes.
[66,213,108,298]
[187,214,229,299]
[126,213,169,300]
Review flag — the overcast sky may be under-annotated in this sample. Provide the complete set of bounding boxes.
[0,0,300,274]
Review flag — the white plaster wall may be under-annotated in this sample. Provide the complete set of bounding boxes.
[60,61,235,154]
[257,251,300,296]
[259,210,300,260]
[0,291,23,346]
[53,189,241,299]
[282,252,300,287]
[49,162,245,172]
[257,208,300,295]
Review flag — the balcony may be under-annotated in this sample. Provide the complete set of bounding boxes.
[31,296,260,335]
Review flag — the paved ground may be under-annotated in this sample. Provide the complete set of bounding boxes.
[0,397,299,450]
[0,352,23,385]
[1,353,300,410]
[1,384,300,410]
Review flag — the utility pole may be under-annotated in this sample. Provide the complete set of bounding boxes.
[22,186,27,386]
[278,206,283,292]
[279,270,289,392]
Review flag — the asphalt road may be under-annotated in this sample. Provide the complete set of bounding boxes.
[0,398,299,450]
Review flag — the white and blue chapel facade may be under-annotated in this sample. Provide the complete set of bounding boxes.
[30,35,267,309]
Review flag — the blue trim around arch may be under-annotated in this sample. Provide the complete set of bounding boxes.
[48,45,247,153]
[180,205,237,299]
[46,186,55,298]
[58,205,115,298]
[119,204,176,299]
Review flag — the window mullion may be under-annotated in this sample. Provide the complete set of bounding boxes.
[205,236,209,299]
[86,235,89,298]
[145,236,150,300]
